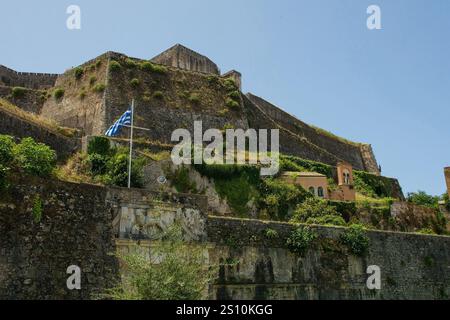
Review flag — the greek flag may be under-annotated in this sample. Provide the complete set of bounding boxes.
[105,109,132,137]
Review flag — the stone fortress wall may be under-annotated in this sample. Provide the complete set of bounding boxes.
[1,45,385,176]
[0,65,58,90]
[246,93,380,174]
[0,176,449,300]
[0,104,80,161]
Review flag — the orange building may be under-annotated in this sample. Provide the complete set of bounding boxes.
[279,172,329,198]
[330,161,356,201]
[279,161,356,201]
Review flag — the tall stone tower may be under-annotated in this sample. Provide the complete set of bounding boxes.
[445,167,450,197]
[151,44,220,75]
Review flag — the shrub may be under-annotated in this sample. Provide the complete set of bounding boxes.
[130,78,140,88]
[407,191,440,209]
[340,224,370,256]
[223,78,237,91]
[13,137,56,177]
[152,91,164,99]
[228,90,240,101]
[74,67,84,80]
[0,135,15,165]
[152,64,168,74]
[109,60,122,71]
[286,226,317,256]
[93,83,106,93]
[259,178,309,220]
[226,98,240,109]
[87,136,111,155]
[264,228,279,239]
[125,58,138,68]
[306,214,346,226]
[105,151,145,188]
[140,61,167,74]
[291,197,339,223]
[11,87,26,98]
[88,153,109,175]
[104,225,214,300]
[140,61,154,72]
[53,88,65,100]
[32,195,43,223]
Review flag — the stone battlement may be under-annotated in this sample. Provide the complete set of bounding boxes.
[0,64,58,89]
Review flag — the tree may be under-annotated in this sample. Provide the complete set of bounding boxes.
[105,150,145,188]
[407,191,440,209]
[13,137,56,177]
[291,197,340,223]
[104,226,217,300]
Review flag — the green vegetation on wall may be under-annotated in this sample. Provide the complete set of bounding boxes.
[406,191,440,209]
[286,226,317,256]
[280,155,334,178]
[0,135,57,191]
[104,226,214,300]
[87,136,110,156]
[53,88,65,100]
[291,197,339,223]
[74,67,84,80]
[353,170,394,198]
[13,137,56,177]
[340,224,370,256]
[258,178,309,220]
[11,87,27,98]
[195,164,260,216]
[86,137,146,188]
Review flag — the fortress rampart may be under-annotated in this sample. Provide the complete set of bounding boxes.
[246,93,380,174]
[3,46,382,176]
[0,65,57,90]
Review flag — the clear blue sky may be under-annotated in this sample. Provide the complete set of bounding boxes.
[1,0,449,196]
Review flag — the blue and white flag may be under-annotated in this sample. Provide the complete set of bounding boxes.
[105,109,132,137]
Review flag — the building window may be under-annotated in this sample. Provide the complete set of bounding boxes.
[317,187,324,198]
[308,187,315,195]
[343,169,350,185]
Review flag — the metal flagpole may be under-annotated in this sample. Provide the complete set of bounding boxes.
[128,99,135,189]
